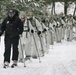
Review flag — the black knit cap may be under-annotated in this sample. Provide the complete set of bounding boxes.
[8,9,14,13]
[13,9,19,17]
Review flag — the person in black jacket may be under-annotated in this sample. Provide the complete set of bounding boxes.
[0,9,23,68]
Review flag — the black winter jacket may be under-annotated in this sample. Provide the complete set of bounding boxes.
[0,16,23,38]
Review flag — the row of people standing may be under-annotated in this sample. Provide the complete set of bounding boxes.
[18,12,51,62]
[42,12,76,42]
[0,9,76,68]
[18,12,76,63]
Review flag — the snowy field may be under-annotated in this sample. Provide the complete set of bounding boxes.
[0,2,76,75]
[0,35,76,75]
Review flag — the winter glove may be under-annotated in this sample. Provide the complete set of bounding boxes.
[56,24,58,28]
[73,24,75,26]
[53,25,55,27]
[31,29,34,33]
[27,28,30,32]
[0,33,1,36]
[0,29,2,36]
[19,34,22,37]
[42,28,47,33]
[42,19,45,23]
[61,24,64,28]
[37,31,41,35]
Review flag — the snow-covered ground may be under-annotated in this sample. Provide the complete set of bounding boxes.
[0,2,76,75]
[0,35,76,75]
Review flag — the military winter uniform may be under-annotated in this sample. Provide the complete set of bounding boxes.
[49,22,54,45]
[18,19,32,61]
[29,17,43,58]
[66,16,73,41]
[59,17,66,40]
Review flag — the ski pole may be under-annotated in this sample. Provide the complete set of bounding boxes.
[19,36,26,67]
[48,28,54,49]
[51,32,53,49]
[45,32,48,49]
[38,34,44,56]
[32,33,41,63]
[0,37,1,43]
[50,30,53,49]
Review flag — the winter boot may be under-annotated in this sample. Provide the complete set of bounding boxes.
[25,56,31,61]
[32,55,37,59]
[11,60,17,68]
[3,62,9,68]
[19,59,23,63]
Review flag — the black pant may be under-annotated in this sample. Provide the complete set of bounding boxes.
[4,35,19,63]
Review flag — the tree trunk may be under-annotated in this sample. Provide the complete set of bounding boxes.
[51,1,55,15]
[53,2,55,14]
[51,2,53,15]
[73,4,76,16]
[64,1,68,15]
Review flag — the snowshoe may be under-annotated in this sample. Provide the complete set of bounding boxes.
[11,64,17,68]
[25,56,30,61]
[3,62,9,68]
[11,60,17,68]
[32,56,37,59]
[3,64,9,68]
[19,59,23,63]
